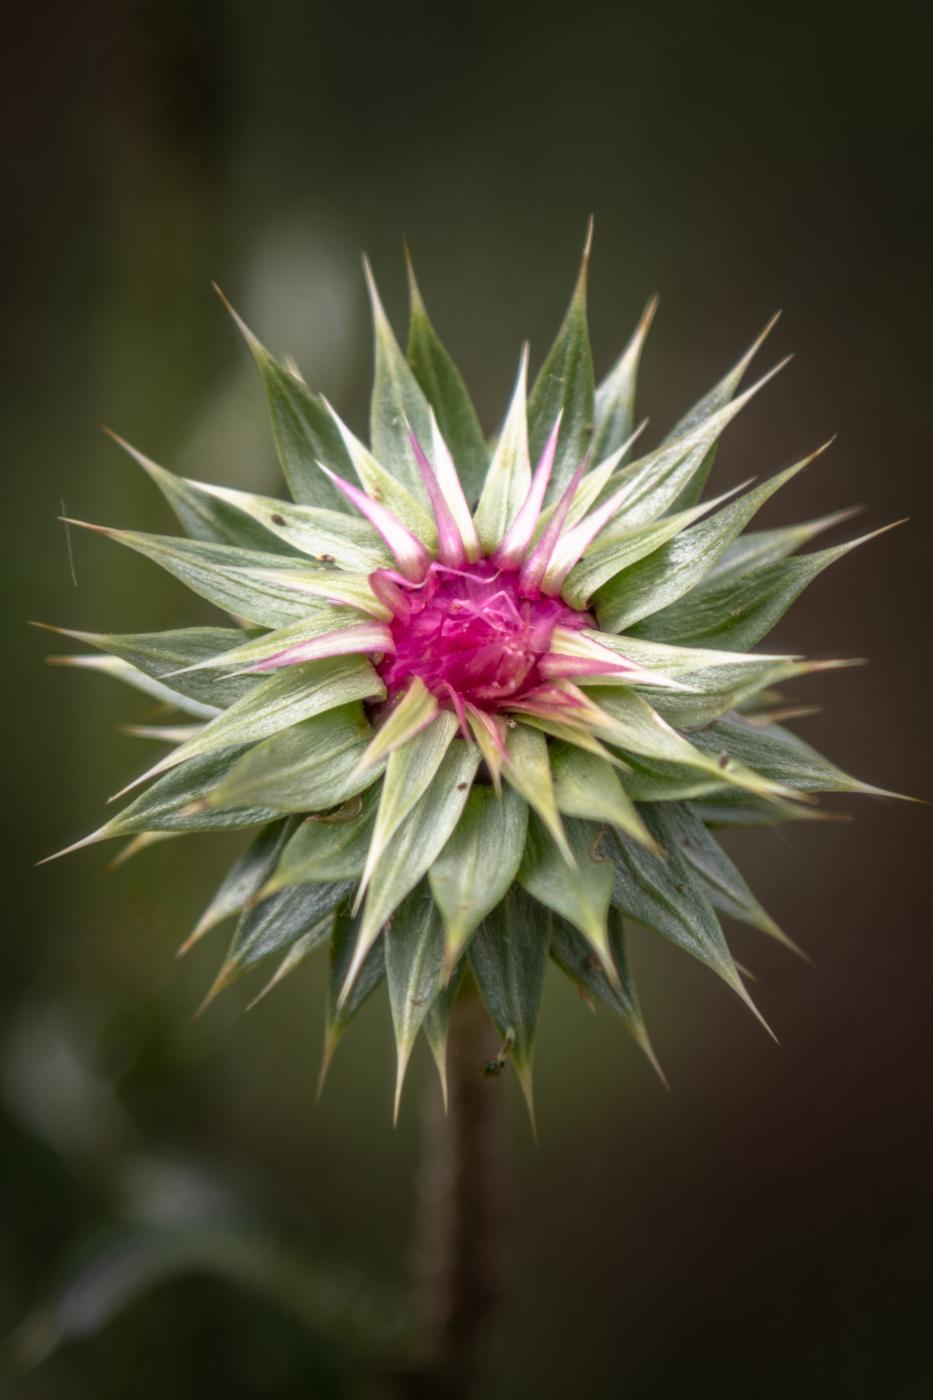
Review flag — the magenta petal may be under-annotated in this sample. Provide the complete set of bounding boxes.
[507,682,588,712]
[374,558,586,714]
[317,463,430,581]
[540,476,638,594]
[443,682,471,740]
[492,410,563,569]
[406,423,467,567]
[247,622,394,672]
[369,568,417,621]
[518,456,589,596]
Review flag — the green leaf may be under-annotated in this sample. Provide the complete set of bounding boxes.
[357,710,460,902]
[518,815,616,982]
[591,296,657,464]
[606,811,752,1003]
[428,785,529,972]
[207,882,349,1003]
[514,712,624,766]
[595,452,818,633]
[364,257,434,505]
[111,748,281,834]
[655,803,799,953]
[422,962,465,1109]
[40,625,259,712]
[342,740,480,1002]
[245,928,326,1010]
[586,358,786,536]
[69,523,358,629]
[45,748,281,863]
[704,507,857,588]
[665,314,779,511]
[405,252,488,501]
[356,676,440,772]
[129,657,385,791]
[689,713,890,796]
[549,909,661,1077]
[549,742,656,851]
[527,229,595,498]
[262,789,379,894]
[474,349,531,552]
[649,658,844,731]
[689,793,836,826]
[384,887,446,1119]
[155,482,391,571]
[502,723,572,863]
[108,431,301,553]
[616,757,724,804]
[631,525,896,650]
[222,295,356,511]
[562,491,724,609]
[181,817,299,956]
[321,910,387,1090]
[45,652,220,720]
[212,704,382,814]
[469,887,550,1121]
[585,688,798,804]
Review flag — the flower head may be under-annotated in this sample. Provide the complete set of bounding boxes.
[41,232,902,1121]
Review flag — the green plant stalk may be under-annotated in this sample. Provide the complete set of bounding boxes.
[405,977,509,1399]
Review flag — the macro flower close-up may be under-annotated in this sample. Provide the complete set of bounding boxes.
[42,231,899,1122]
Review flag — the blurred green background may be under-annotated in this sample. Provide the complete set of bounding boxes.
[3,2,931,1396]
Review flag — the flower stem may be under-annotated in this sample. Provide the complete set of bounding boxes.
[404,977,509,1399]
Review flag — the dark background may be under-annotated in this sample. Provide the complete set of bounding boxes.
[2,2,931,1396]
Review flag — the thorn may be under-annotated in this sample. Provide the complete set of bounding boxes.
[392,1045,413,1128]
[60,500,77,586]
[733,974,779,1044]
[213,283,263,358]
[105,832,167,870]
[36,826,109,866]
[581,215,594,269]
[631,1020,669,1091]
[56,516,111,537]
[176,915,213,959]
[403,237,423,312]
[316,1032,339,1102]
[193,959,237,1020]
[638,293,660,335]
[516,1062,538,1143]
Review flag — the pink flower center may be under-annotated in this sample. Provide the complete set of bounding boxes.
[373,560,589,714]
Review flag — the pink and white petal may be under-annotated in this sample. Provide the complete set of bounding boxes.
[430,411,482,561]
[493,411,562,569]
[519,457,588,596]
[406,422,467,567]
[317,464,430,581]
[548,626,694,690]
[245,621,395,673]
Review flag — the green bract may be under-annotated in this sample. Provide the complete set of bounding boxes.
[42,234,900,1121]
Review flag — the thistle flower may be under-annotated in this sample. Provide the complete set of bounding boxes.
[42,232,901,1120]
